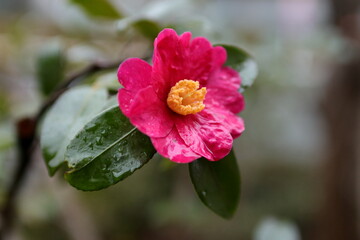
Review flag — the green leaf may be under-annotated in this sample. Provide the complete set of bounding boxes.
[36,41,66,96]
[40,86,108,176]
[132,19,162,40]
[64,106,156,191]
[219,44,258,89]
[189,150,240,219]
[70,0,122,20]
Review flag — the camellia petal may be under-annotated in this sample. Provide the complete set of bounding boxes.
[206,67,244,113]
[118,86,174,138]
[211,46,227,71]
[186,37,213,84]
[152,28,181,99]
[208,66,241,90]
[117,58,152,91]
[152,29,228,100]
[175,111,233,161]
[206,88,245,114]
[205,102,245,138]
[152,128,201,163]
[117,89,133,116]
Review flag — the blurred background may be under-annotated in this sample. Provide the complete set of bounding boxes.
[0,0,359,239]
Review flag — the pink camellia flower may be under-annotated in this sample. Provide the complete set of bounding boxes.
[117,29,245,163]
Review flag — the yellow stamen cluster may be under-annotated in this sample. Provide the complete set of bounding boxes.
[167,80,207,115]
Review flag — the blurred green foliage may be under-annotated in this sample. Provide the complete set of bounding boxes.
[70,0,123,20]
[132,19,162,40]
[36,40,66,96]
[0,93,10,119]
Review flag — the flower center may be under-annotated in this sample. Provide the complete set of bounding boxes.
[167,80,207,115]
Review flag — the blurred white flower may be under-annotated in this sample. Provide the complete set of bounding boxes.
[254,217,301,240]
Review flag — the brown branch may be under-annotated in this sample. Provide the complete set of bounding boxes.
[0,59,123,239]
[0,118,36,240]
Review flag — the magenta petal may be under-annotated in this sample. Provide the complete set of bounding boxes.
[206,102,245,138]
[187,37,213,84]
[154,28,179,47]
[152,29,227,100]
[208,66,241,90]
[151,128,201,163]
[206,88,245,114]
[118,86,174,138]
[186,40,227,86]
[152,29,181,99]
[211,46,227,71]
[206,67,245,113]
[176,111,233,161]
[117,58,152,91]
[179,31,191,48]
[118,89,133,116]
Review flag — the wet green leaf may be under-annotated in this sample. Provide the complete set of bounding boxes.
[64,106,156,191]
[40,86,108,176]
[189,150,240,219]
[219,44,258,89]
[70,0,123,20]
[36,41,66,96]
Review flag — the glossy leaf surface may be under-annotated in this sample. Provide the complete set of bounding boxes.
[64,106,156,191]
[220,44,258,89]
[189,150,240,219]
[70,0,122,20]
[41,86,108,176]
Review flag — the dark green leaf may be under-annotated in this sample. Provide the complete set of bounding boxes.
[132,19,162,40]
[189,150,240,219]
[70,0,122,20]
[219,44,258,89]
[64,106,156,191]
[36,41,66,96]
[40,86,108,176]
